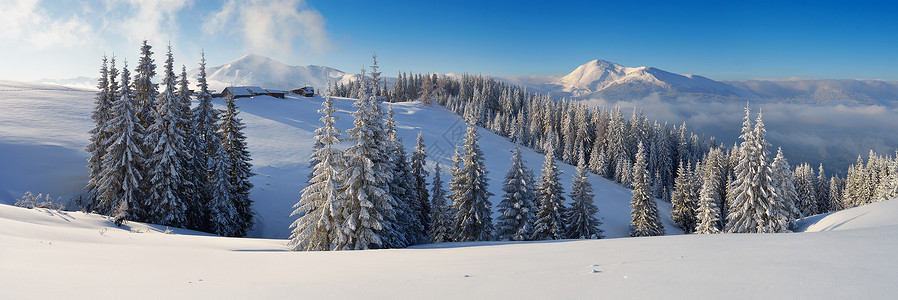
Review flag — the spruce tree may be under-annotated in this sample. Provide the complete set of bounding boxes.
[95,55,121,213]
[630,141,664,237]
[337,68,395,250]
[410,132,431,237]
[220,91,255,236]
[794,163,818,217]
[694,173,721,234]
[815,164,831,213]
[207,138,239,237]
[191,51,222,231]
[85,55,111,212]
[532,143,566,240]
[99,61,145,225]
[771,148,801,221]
[671,161,696,233]
[430,163,453,243]
[289,90,344,250]
[726,108,787,233]
[829,176,844,211]
[450,119,495,242]
[589,141,606,176]
[385,105,420,247]
[133,40,158,129]
[177,64,203,229]
[565,149,603,239]
[145,46,192,227]
[496,147,537,241]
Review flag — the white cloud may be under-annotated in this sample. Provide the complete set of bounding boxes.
[117,0,193,48]
[0,0,95,49]
[579,95,898,173]
[203,0,331,58]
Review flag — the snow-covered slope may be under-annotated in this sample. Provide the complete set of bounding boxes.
[3,80,898,297]
[795,198,898,232]
[197,53,358,93]
[2,199,897,298]
[0,80,682,239]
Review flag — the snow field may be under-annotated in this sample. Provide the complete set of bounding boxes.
[1,202,897,298]
[2,80,898,297]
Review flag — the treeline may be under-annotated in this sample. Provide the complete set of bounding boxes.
[335,72,716,202]
[333,66,897,236]
[290,56,606,251]
[84,41,254,236]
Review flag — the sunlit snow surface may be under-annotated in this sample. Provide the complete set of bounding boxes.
[1,201,896,298]
[1,81,896,298]
[0,80,681,239]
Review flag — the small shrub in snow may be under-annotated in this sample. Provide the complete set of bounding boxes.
[15,192,65,210]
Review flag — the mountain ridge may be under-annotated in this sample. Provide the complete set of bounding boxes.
[501,59,898,105]
[35,54,898,105]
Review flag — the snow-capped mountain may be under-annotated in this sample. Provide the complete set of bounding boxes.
[554,59,759,101]
[500,59,760,101]
[197,53,358,92]
[500,59,898,106]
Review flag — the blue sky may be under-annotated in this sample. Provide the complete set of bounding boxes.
[2,0,896,81]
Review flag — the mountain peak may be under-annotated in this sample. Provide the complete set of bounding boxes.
[227,53,287,67]
[198,54,356,92]
[558,58,630,93]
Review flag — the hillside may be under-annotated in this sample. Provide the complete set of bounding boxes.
[0,80,681,239]
[2,80,897,298]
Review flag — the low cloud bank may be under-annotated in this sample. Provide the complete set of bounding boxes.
[581,94,898,175]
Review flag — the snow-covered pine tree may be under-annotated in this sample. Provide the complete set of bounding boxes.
[589,140,606,176]
[410,131,432,240]
[652,172,663,199]
[677,122,691,166]
[815,164,832,213]
[496,147,537,241]
[145,46,193,227]
[450,119,495,242]
[771,148,801,222]
[385,105,420,247]
[564,149,603,239]
[190,51,221,231]
[630,141,664,237]
[133,40,158,147]
[561,105,576,164]
[98,55,121,213]
[607,107,629,185]
[694,162,721,234]
[85,55,112,212]
[176,64,203,230]
[430,163,453,243]
[99,60,145,225]
[337,68,395,250]
[289,88,344,250]
[220,90,255,236]
[671,161,696,233]
[794,163,818,217]
[207,137,239,237]
[829,176,844,211]
[726,108,787,233]
[532,143,567,240]
[841,156,865,208]
[701,147,729,227]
